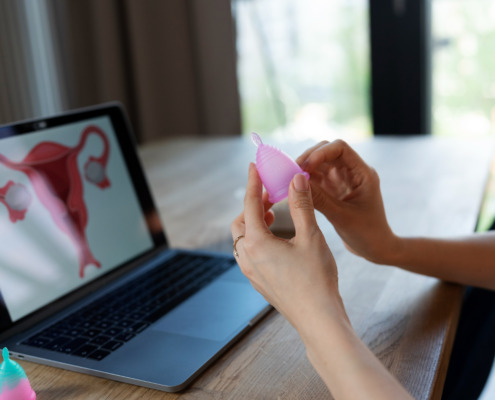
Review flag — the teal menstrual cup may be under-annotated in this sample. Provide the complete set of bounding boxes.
[0,348,36,400]
[251,132,309,203]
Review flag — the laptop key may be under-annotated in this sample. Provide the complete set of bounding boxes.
[40,329,65,340]
[95,321,113,330]
[105,327,123,337]
[78,321,93,329]
[82,329,102,338]
[90,335,112,346]
[73,344,98,357]
[114,332,135,342]
[87,349,111,361]
[47,336,72,351]
[102,340,123,351]
[59,338,87,354]
[22,336,52,348]
[67,328,85,337]
[109,313,126,322]
[115,319,134,328]
[128,322,149,333]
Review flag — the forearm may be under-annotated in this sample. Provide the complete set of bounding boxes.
[296,298,413,400]
[383,232,495,290]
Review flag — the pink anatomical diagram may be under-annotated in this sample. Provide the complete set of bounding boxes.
[0,125,110,278]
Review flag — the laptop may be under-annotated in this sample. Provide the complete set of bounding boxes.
[0,102,270,392]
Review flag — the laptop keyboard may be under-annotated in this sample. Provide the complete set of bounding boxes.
[21,253,234,361]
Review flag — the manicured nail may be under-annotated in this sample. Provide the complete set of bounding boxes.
[293,173,309,192]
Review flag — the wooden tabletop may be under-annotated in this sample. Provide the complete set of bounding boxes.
[20,135,494,399]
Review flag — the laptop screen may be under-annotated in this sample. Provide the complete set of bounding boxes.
[0,106,158,326]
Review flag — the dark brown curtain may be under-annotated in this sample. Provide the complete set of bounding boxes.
[0,0,241,142]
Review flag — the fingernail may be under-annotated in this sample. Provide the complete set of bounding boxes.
[294,173,309,192]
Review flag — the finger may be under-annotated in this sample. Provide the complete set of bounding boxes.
[309,179,339,219]
[303,139,366,174]
[264,209,275,227]
[233,233,246,259]
[288,173,319,238]
[295,140,329,167]
[261,191,275,227]
[262,190,273,213]
[231,213,245,241]
[244,163,271,235]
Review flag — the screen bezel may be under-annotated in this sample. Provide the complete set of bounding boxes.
[0,102,168,337]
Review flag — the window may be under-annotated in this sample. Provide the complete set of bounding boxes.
[432,0,495,137]
[233,0,371,141]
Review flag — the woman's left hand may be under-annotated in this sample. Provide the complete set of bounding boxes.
[231,163,345,329]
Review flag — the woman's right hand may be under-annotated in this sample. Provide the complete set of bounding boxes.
[297,140,400,265]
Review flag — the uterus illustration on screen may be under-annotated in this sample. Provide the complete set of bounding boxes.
[0,125,110,279]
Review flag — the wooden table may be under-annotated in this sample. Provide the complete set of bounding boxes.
[20,135,494,399]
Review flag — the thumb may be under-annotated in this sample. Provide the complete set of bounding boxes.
[288,173,319,238]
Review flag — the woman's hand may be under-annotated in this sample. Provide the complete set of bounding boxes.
[297,140,399,265]
[231,163,346,329]
[230,163,413,400]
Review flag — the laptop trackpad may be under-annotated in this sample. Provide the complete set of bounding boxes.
[151,280,266,342]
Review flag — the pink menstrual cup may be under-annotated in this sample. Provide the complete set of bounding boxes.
[251,132,309,203]
[0,348,36,400]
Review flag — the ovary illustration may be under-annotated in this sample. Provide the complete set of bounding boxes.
[0,181,32,223]
[0,125,110,278]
